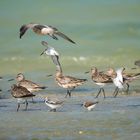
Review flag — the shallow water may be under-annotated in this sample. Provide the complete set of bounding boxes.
[0,0,140,139]
[1,94,140,140]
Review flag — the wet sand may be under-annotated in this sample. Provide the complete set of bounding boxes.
[0,92,140,140]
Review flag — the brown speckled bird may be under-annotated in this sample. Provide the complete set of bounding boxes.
[55,68,87,98]
[11,84,35,111]
[83,101,99,111]
[16,73,46,93]
[122,69,140,93]
[90,67,112,98]
[40,41,86,97]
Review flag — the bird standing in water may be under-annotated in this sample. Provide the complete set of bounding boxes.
[55,69,87,98]
[45,97,64,112]
[120,69,140,93]
[16,73,47,93]
[106,67,125,97]
[9,73,47,103]
[11,84,35,111]
[83,101,99,111]
[40,41,87,97]
[86,67,112,98]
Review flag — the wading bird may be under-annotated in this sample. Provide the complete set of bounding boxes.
[16,73,47,93]
[106,67,125,97]
[11,84,35,111]
[45,97,64,112]
[83,101,99,111]
[41,41,87,97]
[55,68,87,98]
[86,67,112,98]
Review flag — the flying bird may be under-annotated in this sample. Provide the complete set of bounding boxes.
[40,41,63,74]
[19,23,76,44]
[40,41,61,68]
[41,41,87,97]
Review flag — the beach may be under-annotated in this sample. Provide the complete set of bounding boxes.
[0,0,140,139]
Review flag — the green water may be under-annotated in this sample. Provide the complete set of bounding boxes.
[0,0,140,139]
[0,0,140,75]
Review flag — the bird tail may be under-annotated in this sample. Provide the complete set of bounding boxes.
[94,101,99,104]
[75,79,87,86]
[35,86,47,90]
[80,79,88,82]
[132,73,140,79]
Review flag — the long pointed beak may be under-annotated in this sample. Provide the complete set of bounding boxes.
[131,67,137,70]
[7,89,11,92]
[46,74,53,77]
[40,50,45,56]
[122,67,125,71]
[8,78,14,81]
[41,41,48,46]
[94,101,99,104]
[85,71,90,74]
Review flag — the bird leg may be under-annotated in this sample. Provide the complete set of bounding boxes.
[53,109,56,112]
[126,83,130,94]
[68,90,71,97]
[25,100,28,111]
[113,87,119,98]
[17,103,20,112]
[49,108,56,112]
[65,90,71,98]
[65,90,69,98]
[95,88,101,98]
[51,34,58,40]
[101,88,106,98]
[113,87,118,96]
[70,87,75,92]
[31,97,36,104]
